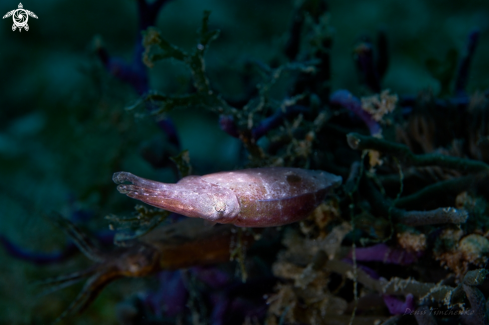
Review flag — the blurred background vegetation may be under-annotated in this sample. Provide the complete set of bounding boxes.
[0,0,488,323]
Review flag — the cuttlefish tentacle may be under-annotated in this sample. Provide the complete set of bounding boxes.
[113,171,171,191]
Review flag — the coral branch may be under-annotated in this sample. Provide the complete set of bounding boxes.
[399,208,468,226]
[142,11,219,94]
[289,1,332,102]
[381,278,453,302]
[461,284,489,325]
[346,244,418,265]
[362,177,468,226]
[284,8,303,60]
[347,132,489,173]
[463,269,488,286]
[143,32,317,145]
[95,0,180,149]
[394,176,474,208]
[0,231,115,265]
[331,90,381,135]
[156,116,180,148]
[326,259,383,292]
[95,43,148,94]
[144,91,230,115]
[455,29,480,96]
[354,39,381,93]
[96,0,173,95]
[383,293,414,315]
[413,306,437,325]
[219,115,239,138]
[326,259,455,302]
[343,161,362,194]
[0,235,77,265]
[137,0,172,31]
[251,105,309,140]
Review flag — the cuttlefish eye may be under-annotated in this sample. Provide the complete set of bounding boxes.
[214,201,226,212]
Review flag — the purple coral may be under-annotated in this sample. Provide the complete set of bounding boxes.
[383,293,414,315]
[347,243,419,265]
[138,266,269,324]
[330,89,381,136]
[251,105,309,140]
[96,0,180,148]
[219,115,240,138]
[192,266,232,289]
[97,0,171,95]
[341,258,380,279]
[144,270,187,317]
[219,105,309,141]
[0,235,78,265]
[0,201,113,265]
[0,231,114,265]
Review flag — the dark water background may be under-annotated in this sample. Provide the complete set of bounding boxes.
[0,0,488,323]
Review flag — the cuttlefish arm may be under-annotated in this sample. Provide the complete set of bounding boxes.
[113,171,240,223]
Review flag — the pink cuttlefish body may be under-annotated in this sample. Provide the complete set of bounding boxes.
[113,167,342,227]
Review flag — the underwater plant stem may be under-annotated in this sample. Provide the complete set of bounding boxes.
[399,207,468,226]
[326,259,454,302]
[347,133,489,173]
[394,175,474,208]
[362,178,467,226]
[343,161,362,194]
